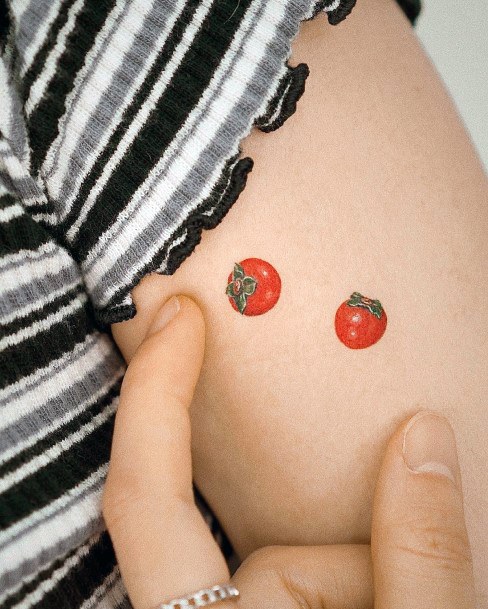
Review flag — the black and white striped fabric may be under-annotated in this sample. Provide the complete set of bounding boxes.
[0,1,421,607]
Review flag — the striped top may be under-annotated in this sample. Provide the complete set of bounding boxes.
[0,1,420,608]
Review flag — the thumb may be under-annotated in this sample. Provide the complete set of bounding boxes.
[372,411,476,609]
[104,296,232,609]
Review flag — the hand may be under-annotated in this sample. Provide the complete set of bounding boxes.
[103,296,476,609]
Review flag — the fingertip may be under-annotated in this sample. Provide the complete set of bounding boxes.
[121,295,206,409]
[146,294,181,336]
[374,412,417,479]
[372,418,475,607]
[402,411,460,487]
[381,410,461,489]
[172,295,206,341]
[112,288,206,364]
[372,409,460,540]
[132,294,205,365]
[146,295,204,337]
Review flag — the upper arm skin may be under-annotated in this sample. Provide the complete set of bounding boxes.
[112,0,488,601]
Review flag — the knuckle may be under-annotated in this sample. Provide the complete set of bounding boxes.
[395,513,473,574]
[237,548,311,609]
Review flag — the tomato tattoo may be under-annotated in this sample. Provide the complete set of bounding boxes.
[226,258,281,316]
[335,292,387,349]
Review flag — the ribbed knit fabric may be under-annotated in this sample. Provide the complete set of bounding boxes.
[0,1,421,608]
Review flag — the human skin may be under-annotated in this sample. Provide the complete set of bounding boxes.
[103,297,475,609]
[112,0,488,602]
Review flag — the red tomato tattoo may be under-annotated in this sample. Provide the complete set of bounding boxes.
[226,258,281,316]
[335,292,387,349]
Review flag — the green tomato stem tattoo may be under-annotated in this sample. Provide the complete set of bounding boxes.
[346,292,384,319]
[226,263,257,314]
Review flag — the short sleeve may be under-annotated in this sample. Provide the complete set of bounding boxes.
[3,0,421,324]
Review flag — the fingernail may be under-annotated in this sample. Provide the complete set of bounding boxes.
[402,411,459,487]
[147,296,180,336]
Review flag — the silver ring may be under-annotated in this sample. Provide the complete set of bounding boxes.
[157,584,239,608]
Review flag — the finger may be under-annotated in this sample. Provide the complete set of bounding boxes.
[372,411,476,609]
[103,296,232,609]
[233,544,372,609]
